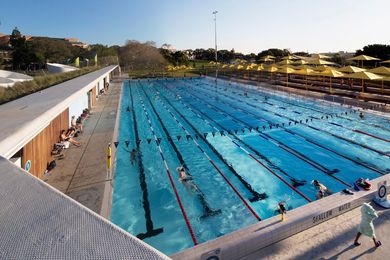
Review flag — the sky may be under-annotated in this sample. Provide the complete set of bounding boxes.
[1,0,389,54]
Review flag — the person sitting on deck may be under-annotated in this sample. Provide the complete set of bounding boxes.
[312,180,332,199]
[71,115,83,133]
[60,130,81,147]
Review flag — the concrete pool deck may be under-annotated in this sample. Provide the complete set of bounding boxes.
[44,77,123,214]
[241,201,390,260]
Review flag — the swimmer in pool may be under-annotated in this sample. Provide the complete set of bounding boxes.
[177,166,197,191]
[313,180,332,199]
[359,111,364,119]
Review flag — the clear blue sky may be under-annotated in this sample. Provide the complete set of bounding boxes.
[1,0,389,54]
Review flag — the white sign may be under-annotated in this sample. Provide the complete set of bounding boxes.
[373,180,390,208]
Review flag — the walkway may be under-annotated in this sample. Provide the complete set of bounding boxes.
[242,201,390,260]
[45,78,122,214]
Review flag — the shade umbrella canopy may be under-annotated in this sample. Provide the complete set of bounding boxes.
[318,69,344,78]
[259,57,275,62]
[311,54,331,59]
[313,65,333,71]
[367,66,390,75]
[380,60,390,64]
[229,64,235,68]
[277,59,292,65]
[338,66,366,73]
[292,59,308,65]
[347,55,380,61]
[294,68,316,75]
[237,64,244,69]
[277,65,294,69]
[348,71,383,80]
[222,64,228,68]
[282,55,300,60]
[295,64,312,70]
[308,59,336,65]
[257,64,264,71]
[263,66,278,72]
[262,55,275,59]
[277,67,296,74]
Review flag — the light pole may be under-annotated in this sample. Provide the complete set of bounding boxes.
[212,11,218,81]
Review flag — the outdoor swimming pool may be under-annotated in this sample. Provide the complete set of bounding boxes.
[111,77,390,255]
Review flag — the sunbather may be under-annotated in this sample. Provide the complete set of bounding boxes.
[60,130,81,147]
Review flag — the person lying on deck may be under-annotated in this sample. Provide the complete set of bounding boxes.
[60,130,81,147]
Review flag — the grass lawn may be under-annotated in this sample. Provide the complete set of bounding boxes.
[0,66,100,104]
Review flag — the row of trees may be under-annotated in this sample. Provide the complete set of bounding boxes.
[5,27,121,70]
[4,27,389,72]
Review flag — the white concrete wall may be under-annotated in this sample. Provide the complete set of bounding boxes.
[68,93,88,125]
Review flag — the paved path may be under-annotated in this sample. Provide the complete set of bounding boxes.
[242,201,390,260]
[45,79,121,214]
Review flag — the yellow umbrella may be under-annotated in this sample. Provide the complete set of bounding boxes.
[295,64,312,70]
[311,54,331,59]
[318,69,344,94]
[278,67,296,87]
[374,76,390,94]
[222,64,228,69]
[292,59,308,65]
[367,66,390,75]
[338,66,366,73]
[263,66,278,72]
[263,66,278,80]
[281,55,300,60]
[381,60,390,63]
[348,55,381,68]
[262,55,275,59]
[237,64,244,70]
[313,65,333,71]
[277,59,292,65]
[257,64,264,71]
[348,55,380,61]
[294,68,316,90]
[348,71,383,94]
[229,64,235,68]
[259,57,275,62]
[308,59,336,65]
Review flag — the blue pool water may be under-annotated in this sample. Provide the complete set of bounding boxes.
[111,77,390,255]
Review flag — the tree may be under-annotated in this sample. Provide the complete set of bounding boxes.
[119,40,167,71]
[29,37,74,63]
[257,48,290,60]
[10,27,25,49]
[355,44,390,61]
[90,44,119,58]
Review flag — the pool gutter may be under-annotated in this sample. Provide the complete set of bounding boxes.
[100,77,126,219]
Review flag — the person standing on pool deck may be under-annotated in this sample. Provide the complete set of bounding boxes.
[354,203,382,247]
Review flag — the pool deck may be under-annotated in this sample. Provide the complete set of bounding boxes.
[241,200,390,260]
[44,76,123,214]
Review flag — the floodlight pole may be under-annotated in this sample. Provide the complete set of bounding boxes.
[213,11,218,81]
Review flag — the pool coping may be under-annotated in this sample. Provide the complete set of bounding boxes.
[171,175,390,260]
[100,78,126,219]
